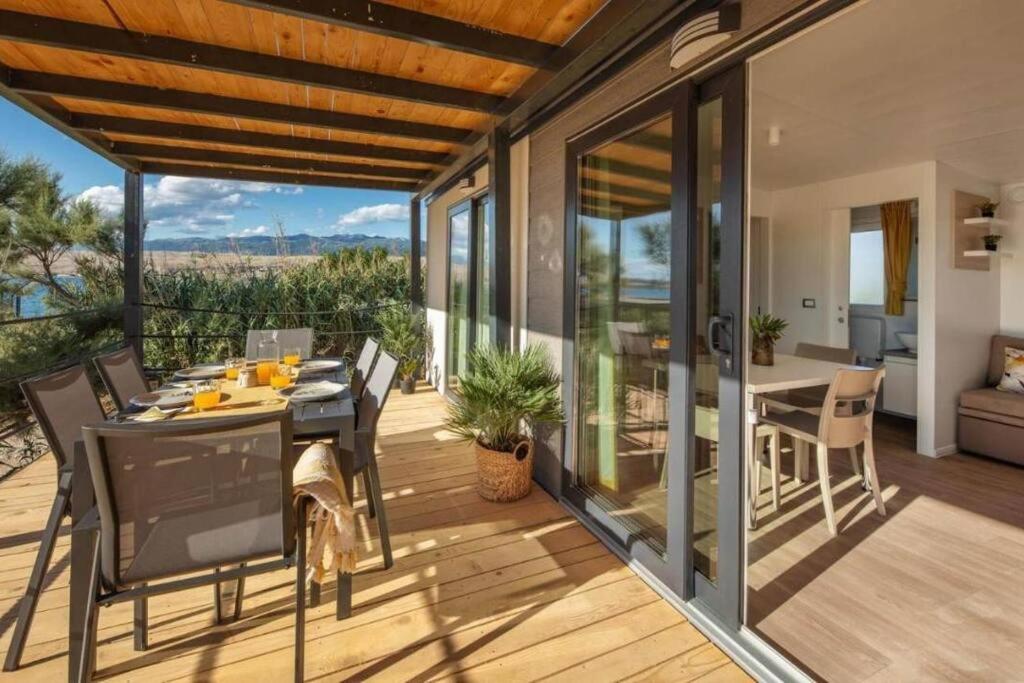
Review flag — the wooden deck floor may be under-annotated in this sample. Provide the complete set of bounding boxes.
[0,386,748,682]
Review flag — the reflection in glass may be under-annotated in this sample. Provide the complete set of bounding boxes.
[574,115,673,554]
[693,97,723,582]
[447,207,471,391]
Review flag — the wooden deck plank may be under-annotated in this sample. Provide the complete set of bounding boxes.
[0,386,744,682]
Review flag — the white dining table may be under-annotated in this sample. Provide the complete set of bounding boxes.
[744,353,881,526]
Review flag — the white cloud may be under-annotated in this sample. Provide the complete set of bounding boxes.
[228,225,270,238]
[335,203,409,232]
[76,176,293,235]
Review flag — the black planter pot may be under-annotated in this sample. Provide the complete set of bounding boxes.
[399,376,415,394]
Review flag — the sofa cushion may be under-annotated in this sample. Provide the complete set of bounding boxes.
[996,346,1024,394]
[960,387,1024,419]
[987,335,1024,386]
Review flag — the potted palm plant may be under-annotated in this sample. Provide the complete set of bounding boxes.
[750,313,788,366]
[445,344,563,502]
[376,306,427,394]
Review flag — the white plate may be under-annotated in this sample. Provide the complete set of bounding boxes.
[173,364,226,380]
[277,381,347,403]
[131,387,194,409]
[297,359,342,374]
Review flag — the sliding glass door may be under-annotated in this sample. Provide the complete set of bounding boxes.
[564,66,746,618]
[446,194,491,392]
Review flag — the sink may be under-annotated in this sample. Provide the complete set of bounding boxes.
[896,332,918,353]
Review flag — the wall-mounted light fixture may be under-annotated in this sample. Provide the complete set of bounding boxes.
[670,3,741,70]
[768,125,782,147]
[457,175,475,194]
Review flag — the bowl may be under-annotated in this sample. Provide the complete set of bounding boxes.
[896,332,918,353]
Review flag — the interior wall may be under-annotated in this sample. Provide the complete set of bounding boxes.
[425,164,489,396]
[998,183,1024,336]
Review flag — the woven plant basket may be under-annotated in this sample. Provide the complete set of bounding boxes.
[475,439,533,502]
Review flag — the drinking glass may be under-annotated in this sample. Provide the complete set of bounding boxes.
[193,380,222,411]
[283,347,302,366]
[270,363,294,389]
[224,357,245,381]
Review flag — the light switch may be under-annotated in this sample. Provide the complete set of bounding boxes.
[802,298,816,308]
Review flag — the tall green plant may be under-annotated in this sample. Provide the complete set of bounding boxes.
[376,306,426,380]
[445,344,563,453]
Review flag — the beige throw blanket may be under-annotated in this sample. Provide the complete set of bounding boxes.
[293,442,358,582]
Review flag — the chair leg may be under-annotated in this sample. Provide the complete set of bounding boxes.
[816,443,837,536]
[794,439,808,483]
[848,446,862,478]
[4,475,70,671]
[76,533,102,683]
[366,455,393,569]
[363,468,376,519]
[134,594,148,651]
[863,439,887,517]
[233,565,246,621]
[769,430,781,511]
[295,503,307,683]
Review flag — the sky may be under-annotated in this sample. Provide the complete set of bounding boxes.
[0,99,413,241]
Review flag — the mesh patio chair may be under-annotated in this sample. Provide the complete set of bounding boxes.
[349,337,380,401]
[77,412,310,682]
[93,346,149,412]
[245,328,314,361]
[4,365,148,671]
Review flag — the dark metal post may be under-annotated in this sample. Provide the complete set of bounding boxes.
[409,195,422,309]
[123,170,144,361]
[487,126,511,349]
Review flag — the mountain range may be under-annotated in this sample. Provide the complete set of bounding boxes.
[143,233,411,256]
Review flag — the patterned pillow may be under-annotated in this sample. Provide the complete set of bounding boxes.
[996,346,1024,394]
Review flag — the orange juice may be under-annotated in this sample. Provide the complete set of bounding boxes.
[270,373,292,389]
[283,353,300,366]
[193,389,221,411]
[225,367,240,380]
[256,361,275,385]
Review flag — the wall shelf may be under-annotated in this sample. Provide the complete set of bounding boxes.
[963,250,1013,258]
[963,217,1009,228]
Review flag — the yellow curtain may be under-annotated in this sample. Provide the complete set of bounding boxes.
[881,200,913,316]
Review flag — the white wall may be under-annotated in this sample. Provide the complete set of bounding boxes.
[425,165,489,395]
[758,161,1005,456]
[998,183,1024,336]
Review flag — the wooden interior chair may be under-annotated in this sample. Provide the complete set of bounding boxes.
[77,413,310,681]
[350,336,380,401]
[760,367,886,536]
[245,328,314,361]
[4,365,148,671]
[93,346,149,412]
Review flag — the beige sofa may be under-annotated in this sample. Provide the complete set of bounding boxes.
[958,335,1024,466]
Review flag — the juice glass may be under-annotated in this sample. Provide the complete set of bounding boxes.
[283,347,302,366]
[224,357,245,381]
[193,380,222,411]
[256,360,275,385]
[270,364,293,389]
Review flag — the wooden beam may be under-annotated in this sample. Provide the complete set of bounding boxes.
[0,9,503,113]
[112,141,430,180]
[8,70,472,144]
[138,162,418,191]
[223,0,558,69]
[73,114,450,165]
[0,64,133,172]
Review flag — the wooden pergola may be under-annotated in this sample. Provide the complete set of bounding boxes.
[0,0,702,349]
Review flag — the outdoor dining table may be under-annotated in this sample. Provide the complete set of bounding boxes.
[67,358,356,682]
[745,353,881,528]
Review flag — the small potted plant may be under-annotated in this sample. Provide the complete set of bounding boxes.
[445,344,563,502]
[977,201,999,218]
[983,234,1003,252]
[750,313,788,367]
[376,306,426,394]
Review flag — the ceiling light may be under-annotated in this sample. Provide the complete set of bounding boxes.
[670,3,741,70]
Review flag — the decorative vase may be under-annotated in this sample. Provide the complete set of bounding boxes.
[981,209,996,218]
[983,235,1002,252]
[400,376,415,394]
[752,337,775,366]
[475,440,533,502]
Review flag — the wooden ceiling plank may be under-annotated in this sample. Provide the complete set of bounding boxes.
[137,161,418,190]
[8,70,473,143]
[72,114,450,164]
[112,140,430,180]
[221,0,558,69]
[0,9,504,112]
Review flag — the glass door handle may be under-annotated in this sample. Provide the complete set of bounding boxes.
[707,314,733,359]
